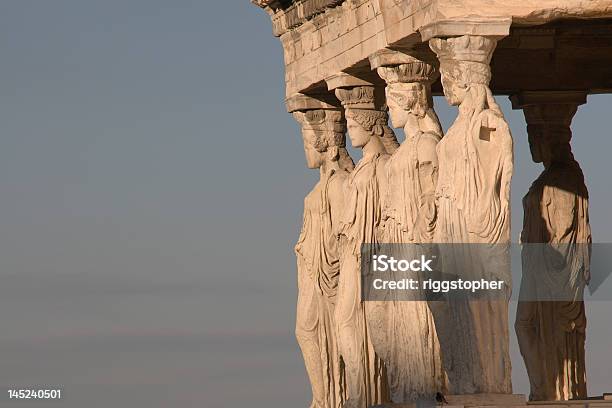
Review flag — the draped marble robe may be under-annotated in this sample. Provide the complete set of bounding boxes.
[384,131,439,243]
[432,88,514,394]
[296,166,350,408]
[336,152,390,408]
[517,157,590,401]
[374,128,447,402]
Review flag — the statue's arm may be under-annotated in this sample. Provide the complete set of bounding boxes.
[485,111,513,210]
[328,175,348,237]
[376,156,390,201]
[548,185,578,242]
[415,135,439,241]
[500,134,513,211]
[295,197,308,254]
[417,133,439,198]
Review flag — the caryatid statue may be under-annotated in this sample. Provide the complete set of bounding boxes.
[512,92,591,401]
[331,83,393,408]
[292,100,354,408]
[429,35,514,394]
[364,52,447,403]
[374,53,443,244]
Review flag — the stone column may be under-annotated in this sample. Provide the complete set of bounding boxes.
[366,50,448,403]
[288,93,352,408]
[324,75,393,408]
[370,50,443,245]
[429,35,514,394]
[511,91,591,401]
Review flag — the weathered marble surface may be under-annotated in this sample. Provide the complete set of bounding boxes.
[512,92,591,402]
[293,106,353,408]
[372,55,447,403]
[428,34,513,395]
[253,0,612,97]
[334,84,392,408]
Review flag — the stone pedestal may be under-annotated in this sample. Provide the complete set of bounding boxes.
[374,394,612,408]
[373,393,527,408]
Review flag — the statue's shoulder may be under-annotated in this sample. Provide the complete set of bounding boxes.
[327,170,349,197]
[304,179,323,202]
[475,109,513,149]
[375,153,391,173]
[330,168,350,181]
[421,130,442,143]
[477,109,510,132]
[416,131,441,156]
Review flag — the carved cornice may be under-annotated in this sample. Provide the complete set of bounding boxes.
[256,0,345,37]
[510,91,587,110]
[251,0,294,11]
[325,72,375,90]
[285,93,340,113]
[325,73,386,110]
[377,60,438,84]
[510,91,587,128]
[430,35,497,65]
[369,49,430,70]
[252,0,273,8]
[292,109,345,133]
[334,86,386,110]
[419,17,511,41]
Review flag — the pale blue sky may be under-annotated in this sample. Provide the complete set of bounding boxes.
[0,2,609,407]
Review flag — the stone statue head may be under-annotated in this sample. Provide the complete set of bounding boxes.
[526,124,547,164]
[384,82,429,127]
[523,104,577,166]
[344,108,389,148]
[292,109,351,169]
[334,86,399,152]
[377,61,436,127]
[439,64,468,106]
[430,36,496,106]
[527,124,574,166]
